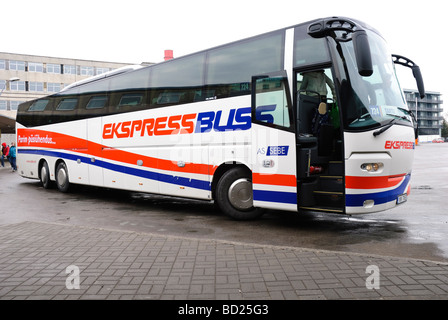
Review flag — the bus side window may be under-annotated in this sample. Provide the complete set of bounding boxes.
[206,32,283,100]
[23,99,53,127]
[28,99,50,111]
[149,53,205,107]
[254,75,292,129]
[56,98,78,111]
[118,93,143,107]
[86,96,107,109]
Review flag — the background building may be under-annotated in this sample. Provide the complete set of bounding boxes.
[404,89,444,142]
[0,52,132,144]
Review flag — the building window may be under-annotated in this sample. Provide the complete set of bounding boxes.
[47,64,61,74]
[47,83,62,92]
[28,62,44,73]
[10,101,23,111]
[0,80,5,91]
[95,67,110,75]
[10,81,26,91]
[80,66,94,76]
[0,100,7,110]
[64,65,77,75]
[9,60,26,71]
[0,60,5,70]
[29,82,44,92]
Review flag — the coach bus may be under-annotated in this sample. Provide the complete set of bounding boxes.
[16,17,425,220]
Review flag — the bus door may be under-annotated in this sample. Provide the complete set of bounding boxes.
[251,71,298,212]
[294,68,345,214]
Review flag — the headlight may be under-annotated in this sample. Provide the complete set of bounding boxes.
[361,163,383,172]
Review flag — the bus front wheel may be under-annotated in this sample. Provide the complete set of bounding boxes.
[215,167,263,221]
[55,162,70,193]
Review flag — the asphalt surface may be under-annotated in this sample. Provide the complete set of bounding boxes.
[0,143,448,302]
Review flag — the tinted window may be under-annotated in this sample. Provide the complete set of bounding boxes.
[57,98,78,111]
[294,27,330,68]
[149,54,205,107]
[155,92,184,104]
[86,96,107,109]
[150,54,205,87]
[207,31,284,86]
[109,68,150,92]
[28,99,50,111]
[59,67,151,96]
[118,94,142,107]
[254,75,292,129]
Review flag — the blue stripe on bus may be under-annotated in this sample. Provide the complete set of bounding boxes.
[345,174,410,207]
[253,189,297,205]
[18,149,211,191]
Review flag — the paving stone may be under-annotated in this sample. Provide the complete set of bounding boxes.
[0,221,447,300]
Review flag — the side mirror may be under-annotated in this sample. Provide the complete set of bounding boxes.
[308,18,374,78]
[412,66,425,99]
[352,30,373,77]
[393,55,426,99]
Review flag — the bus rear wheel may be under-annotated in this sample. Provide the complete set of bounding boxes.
[55,162,70,193]
[40,161,51,189]
[215,167,263,221]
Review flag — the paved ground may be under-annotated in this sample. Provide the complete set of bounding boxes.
[1,220,447,300]
[1,144,448,303]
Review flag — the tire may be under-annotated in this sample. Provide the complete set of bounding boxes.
[215,167,263,220]
[55,162,70,193]
[40,161,51,189]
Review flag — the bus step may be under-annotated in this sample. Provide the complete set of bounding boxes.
[314,190,344,207]
[299,205,344,214]
[320,176,344,192]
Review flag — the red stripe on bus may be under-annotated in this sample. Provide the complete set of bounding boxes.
[17,128,212,175]
[252,173,297,187]
[345,174,406,190]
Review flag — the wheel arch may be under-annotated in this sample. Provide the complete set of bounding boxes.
[54,159,71,193]
[211,162,252,201]
[54,158,66,173]
[37,158,48,181]
[38,158,57,182]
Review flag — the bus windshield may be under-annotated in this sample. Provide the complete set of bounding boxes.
[337,30,411,131]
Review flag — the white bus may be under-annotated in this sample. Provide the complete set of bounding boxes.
[16,17,425,220]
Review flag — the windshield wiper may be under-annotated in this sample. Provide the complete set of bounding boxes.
[350,112,372,125]
[373,118,396,137]
[373,113,412,137]
[387,113,411,122]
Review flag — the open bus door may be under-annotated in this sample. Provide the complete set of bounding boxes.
[251,71,298,213]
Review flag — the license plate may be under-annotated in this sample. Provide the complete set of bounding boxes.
[397,193,408,204]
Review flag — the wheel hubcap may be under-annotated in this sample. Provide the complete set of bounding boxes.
[57,167,67,185]
[41,166,47,184]
[228,178,253,210]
